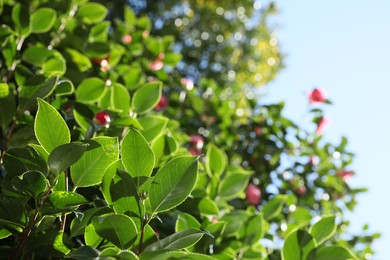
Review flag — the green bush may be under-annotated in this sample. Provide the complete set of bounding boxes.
[0,0,379,259]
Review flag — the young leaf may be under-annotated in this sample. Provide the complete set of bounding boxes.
[35,98,70,153]
[121,128,155,188]
[110,83,130,116]
[262,195,287,221]
[71,137,118,188]
[30,8,56,33]
[48,191,88,208]
[143,228,205,252]
[206,144,227,177]
[309,215,336,245]
[132,82,162,114]
[77,3,107,24]
[92,214,138,249]
[282,230,316,260]
[149,156,199,213]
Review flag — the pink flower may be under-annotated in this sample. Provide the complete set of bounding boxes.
[155,96,168,111]
[181,78,194,90]
[337,170,354,181]
[122,34,132,44]
[190,135,204,149]
[316,117,329,135]
[308,88,327,104]
[189,147,202,156]
[150,59,164,71]
[245,183,261,205]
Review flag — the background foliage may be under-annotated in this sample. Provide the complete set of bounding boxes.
[0,0,379,259]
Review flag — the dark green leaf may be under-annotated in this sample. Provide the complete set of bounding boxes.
[11,170,48,198]
[19,76,57,110]
[3,147,47,177]
[66,246,100,259]
[12,3,30,36]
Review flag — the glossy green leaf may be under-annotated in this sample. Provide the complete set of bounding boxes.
[149,156,199,213]
[3,147,47,177]
[55,80,74,96]
[53,231,70,254]
[282,230,316,260]
[262,195,287,221]
[30,8,56,33]
[35,98,70,153]
[77,3,107,24]
[64,48,92,72]
[48,141,97,177]
[175,213,201,232]
[111,117,143,129]
[220,210,248,237]
[121,128,155,188]
[308,245,357,260]
[244,215,264,245]
[0,88,16,131]
[309,216,336,245]
[163,53,182,66]
[85,224,102,247]
[89,21,110,42]
[71,137,119,188]
[206,144,227,177]
[66,246,99,259]
[92,214,138,249]
[144,228,205,252]
[218,172,250,200]
[138,115,168,142]
[11,170,48,198]
[76,77,106,103]
[101,160,125,204]
[0,229,12,239]
[42,52,66,77]
[70,207,112,238]
[48,191,88,208]
[140,250,187,260]
[111,83,130,116]
[19,76,57,110]
[132,82,162,114]
[198,197,219,216]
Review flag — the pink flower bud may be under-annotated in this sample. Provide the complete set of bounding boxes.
[296,186,307,196]
[94,112,111,128]
[316,117,329,135]
[245,183,261,205]
[337,170,354,181]
[155,96,168,111]
[150,59,164,71]
[190,135,204,149]
[308,88,327,104]
[181,78,194,90]
[189,147,202,156]
[122,34,132,44]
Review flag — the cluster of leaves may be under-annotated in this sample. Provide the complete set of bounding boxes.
[0,0,379,259]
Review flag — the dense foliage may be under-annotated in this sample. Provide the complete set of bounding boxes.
[0,0,379,259]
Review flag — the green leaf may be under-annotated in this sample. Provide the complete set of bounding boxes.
[111,117,143,129]
[89,21,110,42]
[35,98,70,153]
[220,210,248,237]
[12,3,30,36]
[22,46,53,66]
[42,52,66,77]
[30,8,56,33]
[206,144,227,178]
[244,215,264,245]
[64,48,92,72]
[48,191,88,208]
[48,141,97,177]
[77,3,107,24]
[149,156,199,213]
[218,172,250,200]
[92,214,138,249]
[53,231,71,254]
[140,250,187,260]
[309,216,336,245]
[144,228,205,252]
[76,77,106,103]
[3,147,47,178]
[198,197,219,216]
[19,76,57,110]
[71,137,119,188]
[163,53,182,66]
[66,246,100,259]
[138,115,168,142]
[85,224,102,247]
[11,170,48,198]
[121,128,155,188]
[132,82,162,114]
[0,86,16,131]
[0,229,12,239]
[110,83,130,116]
[55,80,74,96]
[175,213,201,232]
[101,160,125,204]
[262,195,287,221]
[308,245,357,260]
[282,230,316,260]
[70,207,112,238]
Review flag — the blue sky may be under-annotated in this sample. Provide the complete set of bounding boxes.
[262,1,390,258]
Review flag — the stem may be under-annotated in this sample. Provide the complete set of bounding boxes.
[9,188,52,260]
[137,220,146,255]
[60,170,69,231]
[48,5,78,50]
